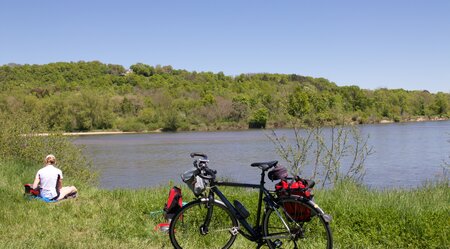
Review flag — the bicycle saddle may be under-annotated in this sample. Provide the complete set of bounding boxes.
[250,161,278,171]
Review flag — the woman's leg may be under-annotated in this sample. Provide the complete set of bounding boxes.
[57,186,77,200]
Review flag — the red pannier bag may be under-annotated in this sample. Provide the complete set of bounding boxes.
[275,178,313,222]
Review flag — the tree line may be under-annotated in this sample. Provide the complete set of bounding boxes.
[0,61,448,132]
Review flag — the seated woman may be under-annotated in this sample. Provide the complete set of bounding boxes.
[32,154,77,201]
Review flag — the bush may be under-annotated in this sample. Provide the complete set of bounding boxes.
[248,108,268,129]
[162,111,188,131]
[115,117,147,132]
[0,111,96,185]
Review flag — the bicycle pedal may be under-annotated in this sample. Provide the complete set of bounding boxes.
[273,239,282,248]
[229,226,239,236]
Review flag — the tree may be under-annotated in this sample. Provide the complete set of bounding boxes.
[229,96,250,122]
[287,88,312,119]
[249,108,269,129]
[130,63,154,77]
[340,85,370,112]
[106,64,126,75]
[433,92,449,116]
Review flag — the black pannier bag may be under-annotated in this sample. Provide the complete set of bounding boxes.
[268,164,288,181]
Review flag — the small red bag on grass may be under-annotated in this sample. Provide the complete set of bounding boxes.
[24,184,40,196]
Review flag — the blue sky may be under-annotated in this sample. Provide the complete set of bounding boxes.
[1,1,449,93]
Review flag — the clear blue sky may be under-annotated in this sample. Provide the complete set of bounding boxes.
[1,0,449,93]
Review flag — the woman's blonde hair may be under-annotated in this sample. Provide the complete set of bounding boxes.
[45,154,56,165]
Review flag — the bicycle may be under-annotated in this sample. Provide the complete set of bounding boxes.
[169,153,333,249]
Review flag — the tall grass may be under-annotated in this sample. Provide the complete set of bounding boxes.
[320,180,449,248]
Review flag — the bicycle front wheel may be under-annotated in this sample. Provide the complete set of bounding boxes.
[169,199,239,249]
[263,196,332,249]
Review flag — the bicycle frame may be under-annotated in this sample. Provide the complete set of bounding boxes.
[205,169,277,242]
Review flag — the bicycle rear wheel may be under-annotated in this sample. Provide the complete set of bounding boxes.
[263,196,332,249]
[169,199,239,249]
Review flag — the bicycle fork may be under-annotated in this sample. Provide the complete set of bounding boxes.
[199,197,214,235]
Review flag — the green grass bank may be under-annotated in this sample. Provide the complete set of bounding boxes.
[0,160,448,249]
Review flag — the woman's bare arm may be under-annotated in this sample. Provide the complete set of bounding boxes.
[57,177,62,191]
[32,175,40,189]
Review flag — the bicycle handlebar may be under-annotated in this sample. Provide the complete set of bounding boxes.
[190,152,208,160]
[199,167,217,180]
[191,153,216,180]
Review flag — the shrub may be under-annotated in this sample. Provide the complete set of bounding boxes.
[0,111,96,185]
[115,117,147,132]
[248,108,268,129]
[162,110,187,131]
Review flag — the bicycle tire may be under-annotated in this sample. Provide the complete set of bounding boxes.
[263,196,333,249]
[169,199,239,249]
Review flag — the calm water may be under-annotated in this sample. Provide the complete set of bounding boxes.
[73,121,450,189]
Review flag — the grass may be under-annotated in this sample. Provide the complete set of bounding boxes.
[320,181,449,248]
[0,160,448,249]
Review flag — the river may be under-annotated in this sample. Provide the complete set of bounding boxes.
[73,120,450,189]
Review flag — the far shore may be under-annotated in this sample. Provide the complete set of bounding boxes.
[30,117,448,137]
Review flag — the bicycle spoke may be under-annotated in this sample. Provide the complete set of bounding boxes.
[169,200,238,249]
[264,197,332,249]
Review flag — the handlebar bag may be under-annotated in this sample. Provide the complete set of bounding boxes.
[181,168,206,196]
[275,178,313,222]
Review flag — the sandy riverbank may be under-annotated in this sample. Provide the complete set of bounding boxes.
[31,129,163,136]
[62,131,140,136]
